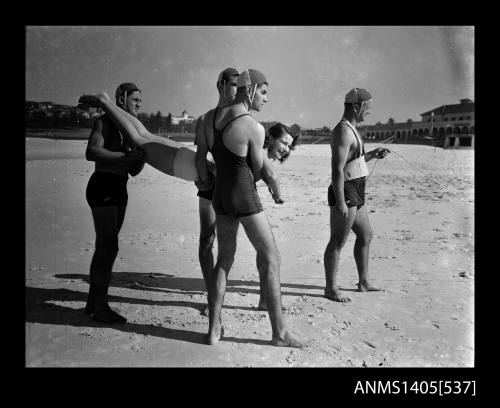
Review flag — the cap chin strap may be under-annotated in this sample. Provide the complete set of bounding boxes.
[355,101,364,122]
[248,84,257,114]
[123,90,130,113]
[222,80,226,100]
[117,90,128,111]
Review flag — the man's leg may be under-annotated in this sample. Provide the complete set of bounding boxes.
[87,206,126,324]
[198,197,216,316]
[104,205,127,303]
[206,214,239,344]
[323,206,357,302]
[240,212,305,348]
[86,206,118,314]
[351,205,381,292]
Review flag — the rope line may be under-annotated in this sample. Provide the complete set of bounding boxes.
[389,149,473,207]
[365,136,473,208]
[311,136,327,145]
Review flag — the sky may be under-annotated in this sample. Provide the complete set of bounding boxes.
[25,26,474,128]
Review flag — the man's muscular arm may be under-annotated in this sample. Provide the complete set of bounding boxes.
[194,114,215,190]
[86,118,126,162]
[262,156,284,204]
[86,117,144,166]
[330,126,352,217]
[248,122,265,181]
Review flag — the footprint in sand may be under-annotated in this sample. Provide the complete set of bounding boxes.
[377,358,388,367]
[384,321,400,331]
[29,266,47,271]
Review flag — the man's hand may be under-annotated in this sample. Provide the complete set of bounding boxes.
[335,201,349,218]
[207,160,216,177]
[195,175,215,191]
[124,148,145,164]
[373,147,390,159]
[126,147,146,176]
[268,186,284,204]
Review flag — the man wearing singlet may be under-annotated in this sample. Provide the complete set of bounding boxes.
[194,68,239,316]
[200,69,305,348]
[84,83,146,324]
[323,88,390,303]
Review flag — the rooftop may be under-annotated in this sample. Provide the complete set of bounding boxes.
[420,99,474,116]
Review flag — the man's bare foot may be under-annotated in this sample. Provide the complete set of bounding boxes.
[205,326,224,345]
[271,330,306,348]
[256,304,287,312]
[256,299,287,311]
[84,294,95,315]
[201,304,209,317]
[324,288,351,303]
[92,307,127,325]
[357,282,383,292]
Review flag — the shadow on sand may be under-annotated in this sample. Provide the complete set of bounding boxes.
[26,287,209,345]
[26,286,275,346]
[26,270,326,347]
[53,271,325,299]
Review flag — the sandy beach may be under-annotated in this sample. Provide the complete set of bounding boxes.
[25,137,474,367]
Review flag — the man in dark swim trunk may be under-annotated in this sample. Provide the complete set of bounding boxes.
[84,82,146,324]
[323,88,390,303]
[195,69,296,316]
[197,68,305,348]
[194,68,240,316]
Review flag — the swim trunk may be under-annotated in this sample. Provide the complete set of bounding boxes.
[328,177,366,209]
[212,181,263,217]
[197,185,215,201]
[86,171,128,208]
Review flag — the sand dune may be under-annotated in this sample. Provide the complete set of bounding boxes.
[26,138,474,367]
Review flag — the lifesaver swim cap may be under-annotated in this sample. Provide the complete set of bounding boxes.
[115,82,141,101]
[345,88,372,104]
[236,69,268,88]
[217,68,239,83]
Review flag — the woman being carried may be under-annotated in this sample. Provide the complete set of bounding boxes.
[79,93,299,204]
[79,92,207,181]
[261,122,300,204]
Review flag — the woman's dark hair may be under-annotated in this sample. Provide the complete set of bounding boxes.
[265,122,299,163]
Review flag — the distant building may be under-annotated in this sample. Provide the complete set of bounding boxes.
[25,100,53,115]
[26,101,41,111]
[50,104,74,118]
[25,99,102,121]
[38,101,53,110]
[171,110,195,125]
[360,99,474,148]
[87,107,103,118]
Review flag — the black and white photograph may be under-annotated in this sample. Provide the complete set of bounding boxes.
[25,26,474,369]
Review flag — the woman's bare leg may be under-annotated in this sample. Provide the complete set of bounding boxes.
[104,99,174,145]
[79,93,180,147]
[79,93,204,181]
